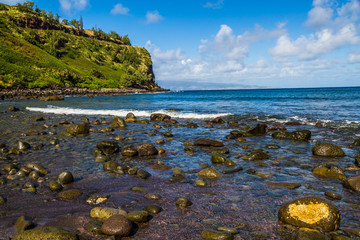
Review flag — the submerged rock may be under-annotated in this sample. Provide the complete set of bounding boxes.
[249,150,270,160]
[13,226,85,240]
[15,216,34,234]
[278,196,340,232]
[136,143,158,156]
[58,189,82,200]
[121,146,138,157]
[312,143,345,157]
[101,215,132,236]
[312,164,346,181]
[296,228,327,240]
[211,153,226,164]
[200,230,233,240]
[265,182,301,189]
[176,197,192,208]
[194,138,224,147]
[272,130,311,141]
[97,140,120,156]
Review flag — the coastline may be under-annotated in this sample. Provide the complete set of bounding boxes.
[0,87,171,100]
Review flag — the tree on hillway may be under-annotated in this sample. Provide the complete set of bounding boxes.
[80,16,83,31]
[48,10,53,20]
[122,34,131,45]
[62,19,68,25]
[55,13,60,23]
[69,19,79,30]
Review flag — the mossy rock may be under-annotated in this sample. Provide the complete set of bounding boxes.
[343,176,360,192]
[211,153,226,164]
[278,196,340,232]
[58,189,82,200]
[65,122,89,136]
[272,130,311,141]
[312,164,346,181]
[110,117,126,128]
[198,168,221,179]
[312,143,345,157]
[200,230,233,240]
[126,210,149,223]
[13,226,86,240]
[90,207,127,222]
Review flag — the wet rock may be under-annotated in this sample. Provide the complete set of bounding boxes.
[126,210,150,223]
[126,112,136,119]
[211,117,225,124]
[222,166,243,174]
[195,179,206,186]
[145,205,162,214]
[4,163,16,172]
[187,122,199,128]
[201,230,233,240]
[91,207,127,222]
[137,169,150,179]
[32,116,45,121]
[92,119,101,125]
[99,127,114,133]
[144,193,161,200]
[211,153,226,164]
[95,155,109,163]
[101,215,132,236]
[85,220,103,234]
[121,146,138,157]
[272,130,311,141]
[266,144,280,149]
[217,226,238,235]
[249,150,270,160]
[49,180,63,191]
[17,141,31,151]
[155,139,165,144]
[110,117,126,128]
[268,124,287,131]
[26,163,47,175]
[355,153,360,167]
[198,168,221,178]
[9,148,21,155]
[58,189,82,199]
[312,143,345,157]
[278,196,340,232]
[8,105,19,112]
[325,191,342,200]
[137,119,149,124]
[0,196,5,204]
[312,164,346,181]
[15,216,34,234]
[247,124,267,135]
[150,113,171,121]
[265,182,301,189]
[194,138,224,147]
[13,226,84,240]
[39,95,64,101]
[97,140,120,156]
[65,122,90,136]
[210,148,229,154]
[296,228,327,240]
[28,171,40,179]
[136,143,158,156]
[353,139,360,146]
[103,161,119,172]
[164,132,173,137]
[86,194,109,205]
[343,176,360,192]
[176,197,192,208]
[58,171,74,185]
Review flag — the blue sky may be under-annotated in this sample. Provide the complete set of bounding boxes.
[1,0,360,90]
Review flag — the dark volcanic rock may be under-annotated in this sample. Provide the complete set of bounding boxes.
[272,130,311,141]
[101,214,132,236]
[97,140,120,156]
[194,138,224,147]
[312,143,345,157]
[136,143,158,156]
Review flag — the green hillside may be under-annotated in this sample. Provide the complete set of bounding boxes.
[0,2,159,89]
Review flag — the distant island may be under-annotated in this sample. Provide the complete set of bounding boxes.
[0,1,167,99]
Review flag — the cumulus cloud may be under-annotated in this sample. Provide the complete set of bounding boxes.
[146,10,163,24]
[348,50,360,63]
[203,0,224,9]
[111,3,129,15]
[59,0,89,13]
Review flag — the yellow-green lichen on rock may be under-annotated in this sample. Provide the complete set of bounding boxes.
[13,226,86,240]
[278,197,340,232]
[90,207,127,222]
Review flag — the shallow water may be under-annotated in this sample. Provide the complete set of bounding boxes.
[0,91,360,239]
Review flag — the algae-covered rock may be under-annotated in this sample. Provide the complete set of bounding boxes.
[90,207,127,222]
[176,197,192,208]
[136,143,158,156]
[97,140,120,156]
[278,196,340,232]
[15,216,34,234]
[200,229,233,240]
[103,161,119,172]
[272,130,311,141]
[110,117,126,128]
[101,215,132,236]
[13,226,86,240]
[26,163,47,175]
[58,189,82,199]
[121,146,138,157]
[65,122,89,136]
[265,182,301,189]
[249,150,270,160]
[85,220,102,234]
[126,210,150,223]
[198,168,221,178]
[144,205,162,214]
[86,194,109,205]
[312,143,345,157]
[211,153,226,164]
[312,164,346,181]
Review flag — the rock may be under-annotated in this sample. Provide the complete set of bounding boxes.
[194,138,224,147]
[126,210,149,223]
[150,113,171,121]
[26,163,47,175]
[200,230,233,240]
[126,112,136,119]
[103,161,119,172]
[85,220,103,234]
[353,139,360,146]
[312,143,345,157]
[343,176,360,192]
[0,196,5,204]
[8,105,19,112]
[9,148,21,155]
[325,191,342,200]
[266,144,280,149]
[110,117,126,127]
[58,189,82,199]
[155,139,165,144]
[32,116,45,121]
[278,196,340,232]
[13,226,84,240]
[58,171,74,185]
[95,155,109,163]
[137,119,149,124]
[211,117,225,124]
[211,153,226,164]
[65,122,90,136]
[164,132,173,137]
[49,180,63,191]
[137,169,150,179]
[39,95,64,101]
[97,140,120,156]
[101,215,132,236]
[136,143,158,156]
[355,153,360,167]
[121,146,138,157]
[198,168,221,178]
[29,171,40,179]
[195,179,206,186]
[247,124,267,135]
[4,163,16,172]
[90,207,127,222]
[296,228,327,240]
[144,193,161,200]
[249,150,270,160]
[15,216,34,234]
[222,166,243,174]
[176,197,192,208]
[99,127,114,133]
[187,122,199,128]
[144,205,162,214]
[86,194,109,205]
[312,164,346,181]
[268,124,287,131]
[265,181,301,189]
[217,226,238,235]
[272,130,311,141]
[17,141,31,151]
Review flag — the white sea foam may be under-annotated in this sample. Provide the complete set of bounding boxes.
[26,106,231,119]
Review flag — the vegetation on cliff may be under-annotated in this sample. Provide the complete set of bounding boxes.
[0,2,159,89]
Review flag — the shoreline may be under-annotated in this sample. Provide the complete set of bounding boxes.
[0,87,171,100]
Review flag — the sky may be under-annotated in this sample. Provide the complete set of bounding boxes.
[1,0,360,90]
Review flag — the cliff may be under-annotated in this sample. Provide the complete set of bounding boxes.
[0,3,161,90]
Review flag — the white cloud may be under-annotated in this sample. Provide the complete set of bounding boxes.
[0,0,25,5]
[348,50,360,63]
[59,0,89,13]
[203,0,224,9]
[305,5,333,28]
[146,10,163,24]
[110,3,129,15]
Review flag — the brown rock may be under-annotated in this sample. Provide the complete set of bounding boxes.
[101,215,132,236]
[194,138,224,147]
[136,143,158,156]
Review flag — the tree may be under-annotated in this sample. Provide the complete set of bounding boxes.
[79,16,83,31]
[22,1,34,10]
[47,10,53,20]
[34,5,40,13]
[55,13,60,23]
[69,19,79,29]
[122,34,131,45]
[62,19,68,25]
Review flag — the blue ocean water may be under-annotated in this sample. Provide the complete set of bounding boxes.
[21,87,360,128]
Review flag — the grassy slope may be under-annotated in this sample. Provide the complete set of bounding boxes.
[0,3,157,89]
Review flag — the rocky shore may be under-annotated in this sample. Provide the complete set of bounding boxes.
[0,87,170,100]
[0,102,359,239]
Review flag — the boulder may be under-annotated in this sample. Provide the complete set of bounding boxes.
[97,140,120,156]
[121,146,138,157]
[150,113,171,121]
[312,143,345,157]
[194,138,224,147]
[247,124,267,135]
[101,215,132,236]
[272,130,311,141]
[278,197,340,232]
[65,122,89,136]
[136,143,158,156]
[343,176,360,192]
[13,226,85,240]
[110,117,126,128]
[126,112,136,119]
[312,164,346,181]
[58,171,74,185]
